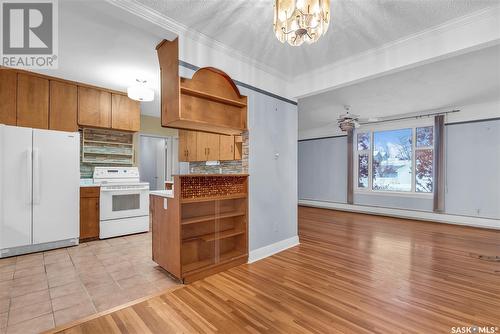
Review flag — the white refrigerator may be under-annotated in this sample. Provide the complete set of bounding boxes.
[0,125,80,257]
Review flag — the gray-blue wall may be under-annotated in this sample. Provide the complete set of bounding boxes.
[298,119,500,219]
[445,119,500,219]
[241,86,298,251]
[298,136,347,203]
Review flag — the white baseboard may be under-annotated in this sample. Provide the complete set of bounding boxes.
[248,236,300,263]
[299,200,500,230]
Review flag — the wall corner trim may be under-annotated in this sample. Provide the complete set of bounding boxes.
[248,236,300,264]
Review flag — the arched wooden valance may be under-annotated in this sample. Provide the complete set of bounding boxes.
[156,38,247,135]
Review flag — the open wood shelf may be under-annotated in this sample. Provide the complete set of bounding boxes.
[182,250,248,274]
[180,87,247,108]
[82,151,133,156]
[202,229,245,242]
[181,210,246,225]
[83,140,133,146]
[181,193,247,204]
[182,228,245,243]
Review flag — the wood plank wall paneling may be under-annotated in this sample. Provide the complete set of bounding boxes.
[53,207,500,334]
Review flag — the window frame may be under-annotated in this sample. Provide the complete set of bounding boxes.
[354,119,434,197]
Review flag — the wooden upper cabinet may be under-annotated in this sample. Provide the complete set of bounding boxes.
[234,135,243,160]
[219,135,235,161]
[111,94,140,132]
[17,74,49,129]
[196,132,219,161]
[78,86,111,128]
[50,81,78,132]
[178,130,197,162]
[0,70,17,126]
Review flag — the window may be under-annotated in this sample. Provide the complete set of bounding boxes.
[355,124,434,194]
[373,128,412,192]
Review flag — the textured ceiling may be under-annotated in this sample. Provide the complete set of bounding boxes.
[134,0,497,77]
[298,44,500,131]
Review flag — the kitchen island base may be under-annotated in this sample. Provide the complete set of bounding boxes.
[151,174,248,283]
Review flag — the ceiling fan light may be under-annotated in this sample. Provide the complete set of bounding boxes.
[127,79,154,102]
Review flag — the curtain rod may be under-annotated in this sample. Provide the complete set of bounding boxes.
[360,109,460,125]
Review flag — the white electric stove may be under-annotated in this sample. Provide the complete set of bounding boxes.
[93,167,150,239]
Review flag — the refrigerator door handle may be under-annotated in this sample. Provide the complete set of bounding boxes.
[33,148,40,205]
[26,148,32,205]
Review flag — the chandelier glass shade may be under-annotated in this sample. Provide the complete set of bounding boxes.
[274,0,330,46]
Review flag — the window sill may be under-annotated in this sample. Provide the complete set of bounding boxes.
[354,190,433,199]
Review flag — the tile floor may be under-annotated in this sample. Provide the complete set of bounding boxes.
[0,233,180,334]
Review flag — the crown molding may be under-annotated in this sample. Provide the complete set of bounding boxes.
[105,0,292,82]
[106,1,499,101]
[291,4,500,98]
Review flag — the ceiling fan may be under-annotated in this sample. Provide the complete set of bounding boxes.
[337,105,378,132]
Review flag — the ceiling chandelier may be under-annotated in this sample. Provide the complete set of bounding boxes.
[274,0,330,46]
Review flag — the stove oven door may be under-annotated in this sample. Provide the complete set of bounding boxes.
[100,185,149,221]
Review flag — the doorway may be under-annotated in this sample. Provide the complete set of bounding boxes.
[139,135,177,190]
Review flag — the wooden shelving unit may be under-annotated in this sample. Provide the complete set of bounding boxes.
[151,174,249,283]
[156,38,247,136]
[81,128,134,165]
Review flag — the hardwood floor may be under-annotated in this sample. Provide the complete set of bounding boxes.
[52,207,500,334]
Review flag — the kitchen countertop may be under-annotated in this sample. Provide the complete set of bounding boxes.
[150,190,174,198]
[80,180,99,187]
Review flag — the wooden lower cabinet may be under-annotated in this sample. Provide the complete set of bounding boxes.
[80,187,100,241]
[151,174,248,283]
